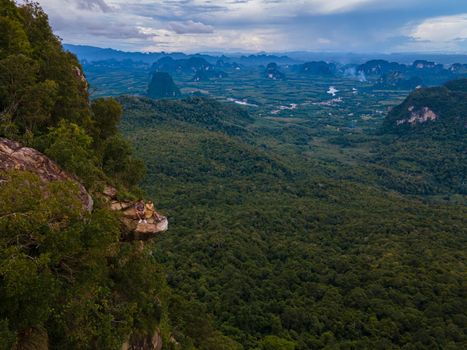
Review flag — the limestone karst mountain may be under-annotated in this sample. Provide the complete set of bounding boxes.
[298,61,336,76]
[383,78,467,134]
[147,72,181,99]
[374,79,467,194]
[151,56,213,74]
[264,62,286,80]
[376,71,422,90]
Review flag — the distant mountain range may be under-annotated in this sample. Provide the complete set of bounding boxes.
[64,44,467,66]
[287,59,467,87]
[64,44,300,66]
[67,44,467,89]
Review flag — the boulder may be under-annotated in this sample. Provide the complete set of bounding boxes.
[0,137,93,211]
[120,213,168,241]
[103,185,118,199]
[104,186,168,240]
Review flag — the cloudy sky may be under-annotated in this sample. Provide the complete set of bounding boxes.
[32,0,467,53]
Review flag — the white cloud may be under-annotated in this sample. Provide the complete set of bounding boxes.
[176,0,379,24]
[142,28,283,52]
[390,13,467,52]
[31,0,467,52]
[306,0,375,14]
[411,13,467,43]
[168,21,214,34]
[317,38,331,45]
[71,0,113,12]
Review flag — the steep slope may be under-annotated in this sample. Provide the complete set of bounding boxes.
[358,59,406,77]
[0,2,176,349]
[382,79,466,136]
[373,79,467,195]
[147,72,181,99]
[376,72,422,90]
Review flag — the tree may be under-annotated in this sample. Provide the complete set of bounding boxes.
[101,135,146,187]
[0,54,38,117]
[17,79,59,131]
[91,97,123,143]
[44,120,100,188]
[0,16,31,58]
[257,335,295,350]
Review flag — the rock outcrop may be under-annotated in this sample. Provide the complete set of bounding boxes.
[0,138,167,240]
[0,137,93,211]
[73,65,88,89]
[103,186,168,240]
[396,106,438,126]
[122,329,163,350]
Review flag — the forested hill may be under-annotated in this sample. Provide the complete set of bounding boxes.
[119,92,467,349]
[372,79,467,195]
[2,1,467,349]
[0,1,181,348]
[119,96,254,136]
[382,79,467,137]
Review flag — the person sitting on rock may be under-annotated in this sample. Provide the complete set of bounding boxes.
[135,199,146,224]
[145,200,163,222]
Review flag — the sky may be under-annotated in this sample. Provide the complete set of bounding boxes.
[31,0,467,53]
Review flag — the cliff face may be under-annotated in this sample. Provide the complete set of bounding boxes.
[0,137,93,211]
[0,137,168,240]
[104,186,168,240]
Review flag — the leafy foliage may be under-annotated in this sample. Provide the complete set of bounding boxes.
[1,1,466,349]
[0,1,90,135]
[120,95,467,349]
[375,79,467,195]
[0,172,170,348]
[0,2,172,348]
[91,97,123,143]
